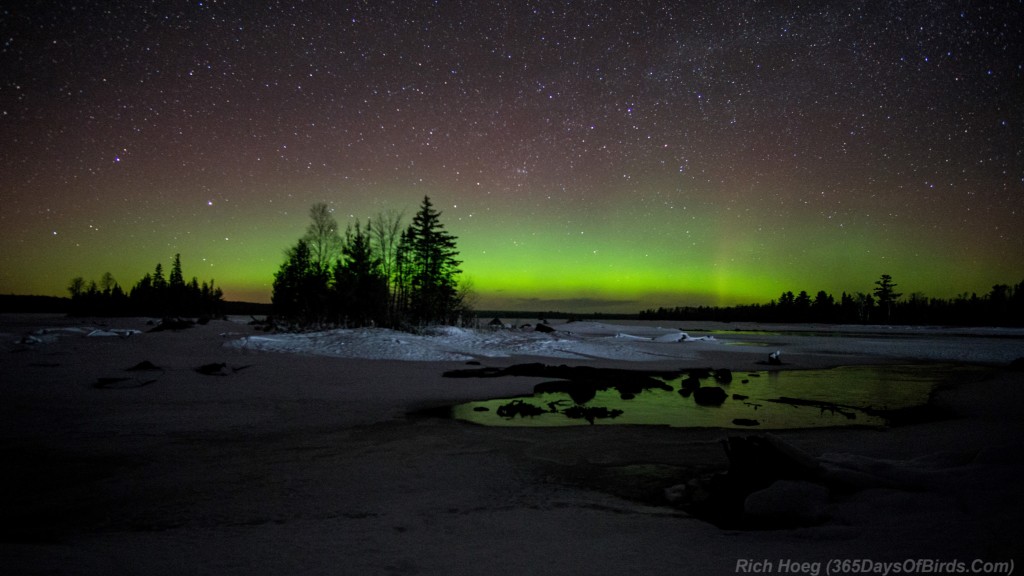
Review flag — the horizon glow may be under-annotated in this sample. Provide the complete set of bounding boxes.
[1,2,1021,313]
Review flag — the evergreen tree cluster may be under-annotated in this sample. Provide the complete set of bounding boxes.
[272,196,470,328]
[640,275,1024,327]
[67,254,224,317]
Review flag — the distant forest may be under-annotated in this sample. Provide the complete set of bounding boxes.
[640,275,1024,327]
[51,230,1024,328]
[65,253,225,318]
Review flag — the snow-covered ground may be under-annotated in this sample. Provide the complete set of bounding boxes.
[224,319,1024,365]
[2,314,1022,575]
[225,321,718,362]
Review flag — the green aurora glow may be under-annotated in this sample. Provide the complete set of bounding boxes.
[1,2,1020,313]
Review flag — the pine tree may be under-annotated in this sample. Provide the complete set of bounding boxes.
[403,196,463,326]
[873,274,902,323]
[272,239,330,325]
[332,221,388,326]
[169,254,184,288]
[152,263,167,291]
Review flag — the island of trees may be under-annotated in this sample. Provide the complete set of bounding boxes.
[271,195,470,329]
[66,254,224,318]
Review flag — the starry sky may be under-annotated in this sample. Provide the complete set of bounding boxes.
[2,1,1021,313]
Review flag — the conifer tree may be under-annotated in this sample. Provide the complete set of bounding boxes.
[332,221,388,326]
[272,239,329,325]
[403,196,463,325]
[873,274,902,322]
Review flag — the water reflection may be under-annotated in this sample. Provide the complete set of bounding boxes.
[451,364,979,429]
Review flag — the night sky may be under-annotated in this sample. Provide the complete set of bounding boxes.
[2,1,1021,312]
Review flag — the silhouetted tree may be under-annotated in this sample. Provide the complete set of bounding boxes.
[68,277,86,299]
[812,290,835,322]
[272,239,330,326]
[370,209,405,323]
[152,263,167,292]
[169,254,184,288]
[332,221,389,326]
[68,257,221,317]
[168,254,187,315]
[303,203,343,272]
[794,290,812,321]
[873,274,902,322]
[402,196,464,326]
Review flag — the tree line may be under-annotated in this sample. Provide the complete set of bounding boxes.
[67,254,224,317]
[639,274,1024,326]
[271,195,471,329]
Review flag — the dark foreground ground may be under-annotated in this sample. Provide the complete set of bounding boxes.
[1,315,1022,575]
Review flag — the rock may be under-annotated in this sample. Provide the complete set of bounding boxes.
[732,393,749,400]
[678,375,701,391]
[714,368,733,384]
[534,380,596,405]
[496,400,545,418]
[693,386,728,406]
[150,318,195,332]
[534,323,556,333]
[195,362,229,376]
[743,480,829,524]
[562,405,623,424]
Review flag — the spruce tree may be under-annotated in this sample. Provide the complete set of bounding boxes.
[403,196,462,326]
[332,221,388,326]
[272,239,330,326]
[873,274,902,323]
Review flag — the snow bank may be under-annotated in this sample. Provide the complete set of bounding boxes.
[225,322,720,362]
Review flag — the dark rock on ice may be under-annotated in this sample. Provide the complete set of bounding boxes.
[693,386,728,406]
[496,400,545,419]
[678,375,701,391]
[149,318,195,332]
[562,405,624,424]
[195,362,229,375]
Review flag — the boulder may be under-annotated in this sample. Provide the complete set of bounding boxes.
[693,386,728,406]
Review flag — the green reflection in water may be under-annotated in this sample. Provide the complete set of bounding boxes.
[451,365,981,429]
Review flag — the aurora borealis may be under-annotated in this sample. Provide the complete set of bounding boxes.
[2,2,1021,313]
